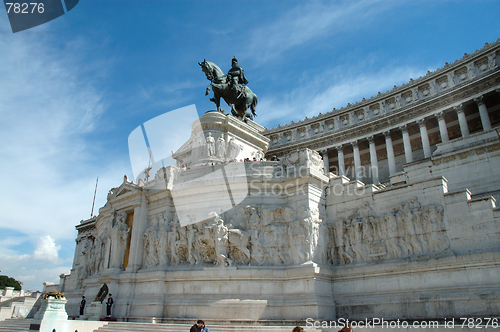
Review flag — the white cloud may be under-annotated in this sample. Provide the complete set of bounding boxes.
[0,32,130,292]
[258,63,426,128]
[247,0,398,64]
[33,236,61,264]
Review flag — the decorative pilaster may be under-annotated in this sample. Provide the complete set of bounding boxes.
[400,125,413,163]
[455,105,470,136]
[384,131,396,176]
[475,96,492,131]
[126,197,149,272]
[446,72,455,88]
[418,119,432,158]
[368,136,379,184]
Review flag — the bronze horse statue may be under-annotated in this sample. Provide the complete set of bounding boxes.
[199,60,257,122]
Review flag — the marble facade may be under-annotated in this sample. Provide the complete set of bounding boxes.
[62,40,500,322]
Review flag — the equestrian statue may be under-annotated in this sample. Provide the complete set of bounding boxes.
[199,57,258,122]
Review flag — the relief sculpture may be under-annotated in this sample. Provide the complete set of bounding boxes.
[327,197,450,265]
[134,205,321,269]
[73,197,450,282]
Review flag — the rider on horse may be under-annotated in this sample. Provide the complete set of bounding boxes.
[227,57,248,98]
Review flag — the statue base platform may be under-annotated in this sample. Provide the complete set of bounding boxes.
[80,300,103,320]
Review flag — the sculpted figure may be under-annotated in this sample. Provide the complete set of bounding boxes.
[168,220,180,265]
[401,209,423,255]
[290,218,307,264]
[143,218,158,268]
[227,57,248,98]
[488,52,497,69]
[396,211,411,255]
[412,208,428,254]
[228,228,251,265]
[227,137,242,160]
[206,132,215,157]
[428,205,450,252]
[348,221,366,262]
[157,221,169,266]
[211,214,232,266]
[96,224,110,272]
[250,235,266,266]
[332,219,346,264]
[110,211,129,269]
[384,213,402,258]
[395,95,402,108]
[216,135,226,159]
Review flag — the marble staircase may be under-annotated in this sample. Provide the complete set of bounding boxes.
[0,318,32,331]
[94,321,312,332]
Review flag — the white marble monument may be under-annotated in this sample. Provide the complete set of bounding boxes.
[62,40,500,323]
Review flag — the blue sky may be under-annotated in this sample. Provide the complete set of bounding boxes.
[0,0,499,291]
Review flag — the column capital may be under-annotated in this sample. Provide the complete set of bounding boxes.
[474,95,485,106]
[335,145,344,152]
[368,135,376,143]
[454,104,465,114]
[435,111,446,120]
[418,119,427,127]
[383,131,392,138]
[399,124,409,133]
[351,140,359,147]
[319,148,329,155]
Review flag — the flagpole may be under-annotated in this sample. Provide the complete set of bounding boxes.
[91,176,99,218]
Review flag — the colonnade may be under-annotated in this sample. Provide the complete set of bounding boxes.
[321,94,498,184]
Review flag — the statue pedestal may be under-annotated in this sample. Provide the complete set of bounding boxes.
[29,297,68,331]
[80,300,103,320]
[29,296,108,331]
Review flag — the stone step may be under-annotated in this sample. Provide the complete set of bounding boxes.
[0,318,32,331]
[94,322,311,332]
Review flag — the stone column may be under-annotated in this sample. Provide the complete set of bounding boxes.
[475,96,492,131]
[368,136,379,184]
[352,141,361,181]
[455,105,470,137]
[321,149,330,174]
[436,111,449,143]
[125,197,149,272]
[400,125,413,163]
[336,145,345,176]
[419,119,432,158]
[384,131,396,176]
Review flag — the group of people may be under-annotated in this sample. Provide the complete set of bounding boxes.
[189,322,352,332]
[78,293,114,317]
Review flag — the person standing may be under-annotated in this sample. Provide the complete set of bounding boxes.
[106,294,114,317]
[79,296,86,315]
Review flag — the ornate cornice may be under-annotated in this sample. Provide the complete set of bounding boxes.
[267,73,500,156]
[264,39,500,155]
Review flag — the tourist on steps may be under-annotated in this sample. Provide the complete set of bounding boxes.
[190,319,209,332]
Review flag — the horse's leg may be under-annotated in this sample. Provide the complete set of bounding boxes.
[250,94,258,117]
[205,84,212,96]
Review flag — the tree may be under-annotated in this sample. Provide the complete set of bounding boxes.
[0,275,22,291]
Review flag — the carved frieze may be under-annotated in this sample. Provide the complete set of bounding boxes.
[327,198,450,265]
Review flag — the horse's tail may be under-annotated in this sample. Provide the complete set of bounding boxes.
[251,94,258,117]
